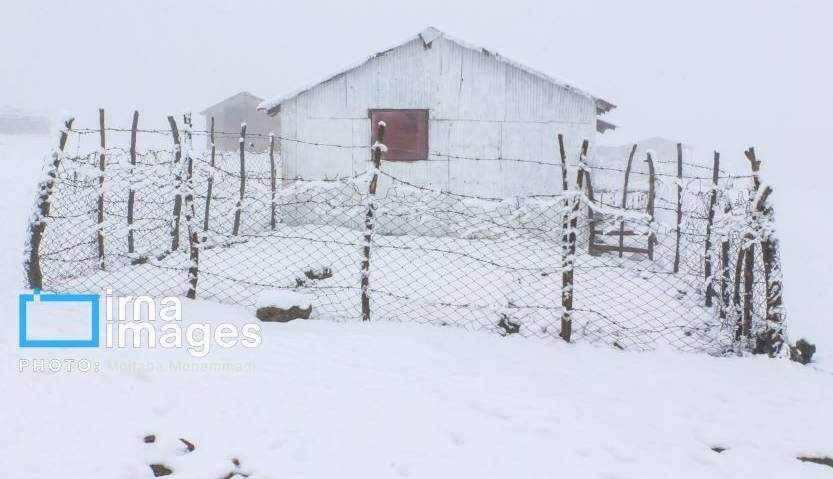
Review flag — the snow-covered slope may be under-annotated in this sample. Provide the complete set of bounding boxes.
[2,302,833,478]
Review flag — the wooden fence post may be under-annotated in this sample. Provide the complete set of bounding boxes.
[719,199,732,321]
[232,123,247,235]
[645,152,656,261]
[182,113,199,299]
[127,110,138,254]
[745,147,761,190]
[672,142,683,273]
[756,185,783,327]
[269,133,277,230]
[742,242,755,338]
[619,144,637,257]
[361,121,386,321]
[732,246,744,340]
[557,134,570,335]
[203,117,215,232]
[739,147,763,344]
[560,139,589,343]
[168,115,182,251]
[719,236,730,320]
[744,147,784,353]
[704,151,720,306]
[97,108,106,270]
[25,117,74,289]
[558,134,569,242]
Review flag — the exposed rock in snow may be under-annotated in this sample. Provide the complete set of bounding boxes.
[255,289,313,322]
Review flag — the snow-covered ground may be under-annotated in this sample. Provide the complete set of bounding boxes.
[2,133,832,478]
[5,303,833,479]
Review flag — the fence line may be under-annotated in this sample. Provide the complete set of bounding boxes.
[23,111,786,355]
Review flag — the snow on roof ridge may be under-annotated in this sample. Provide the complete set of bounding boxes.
[431,28,613,110]
[258,27,616,115]
[419,26,443,45]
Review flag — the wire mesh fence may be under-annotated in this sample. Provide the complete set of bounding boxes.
[23,112,786,355]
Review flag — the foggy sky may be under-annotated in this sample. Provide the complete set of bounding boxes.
[2,0,832,339]
[2,1,830,154]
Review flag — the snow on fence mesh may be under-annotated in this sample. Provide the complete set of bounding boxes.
[23,113,786,354]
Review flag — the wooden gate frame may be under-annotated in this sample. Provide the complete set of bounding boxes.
[586,151,656,259]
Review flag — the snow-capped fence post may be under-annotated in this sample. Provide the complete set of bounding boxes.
[732,246,744,340]
[560,138,589,343]
[203,117,215,233]
[557,135,569,335]
[745,147,784,353]
[232,123,247,235]
[168,115,182,251]
[25,117,74,289]
[269,132,277,230]
[557,134,571,339]
[127,110,138,254]
[672,143,683,273]
[558,134,569,248]
[739,147,761,342]
[96,108,106,270]
[182,113,200,299]
[361,121,385,321]
[757,190,782,320]
[619,144,637,257]
[704,151,720,307]
[757,186,784,353]
[742,239,755,340]
[719,235,731,320]
[645,152,656,261]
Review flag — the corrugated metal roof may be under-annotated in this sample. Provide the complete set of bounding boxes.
[258,27,616,117]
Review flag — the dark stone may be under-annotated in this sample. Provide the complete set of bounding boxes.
[143,434,156,444]
[221,458,250,479]
[753,329,784,357]
[131,256,150,266]
[222,471,250,479]
[256,305,312,322]
[179,437,195,452]
[304,267,333,280]
[711,446,726,453]
[789,339,816,365]
[797,456,833,468]
[497,315,520,335]
[149,464,172,477]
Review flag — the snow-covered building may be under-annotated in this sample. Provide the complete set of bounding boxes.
[259,27,616,197]
[201,91,281,152]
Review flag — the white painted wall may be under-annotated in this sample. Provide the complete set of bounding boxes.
[278,36,598,198]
